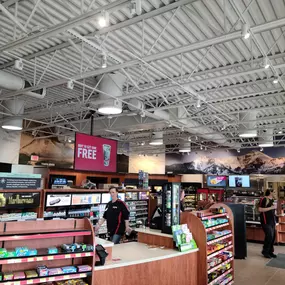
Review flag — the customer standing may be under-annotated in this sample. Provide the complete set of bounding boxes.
[95,187,132,244]
[258,189,277,258]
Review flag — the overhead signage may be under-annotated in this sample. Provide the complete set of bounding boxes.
[0,173,41,190]
[46,194,71,207]
[71,193,101,205]
[0,192,40,209]
[74,133,117,172]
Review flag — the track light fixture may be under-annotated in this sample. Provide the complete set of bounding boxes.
[67,80,74,90]
[101,54,107,68]
[130,0,142,16]
[188,137,192,142]
[260,147,264,152]
[14,59,23,71]
[278,129,283,134]
[273,76,279,84]
[264,58,270,69]
[242,23,250,39]
[237,149,241,153]
[200,145,203,150]
[98,11,109,28]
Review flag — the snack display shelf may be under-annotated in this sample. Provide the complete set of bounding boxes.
[205,223,230,233]
[207,257,234,274]
[207,245,233,260]
[0,272,92,285]
[207,234,233,245]
[208,268,233,285]
[0,252,93,265]
[0,229,91,241]
[226,281,234,285]
[201,213,228,220]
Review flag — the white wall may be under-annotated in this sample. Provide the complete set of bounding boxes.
[128,153,165,174]
[0,129,21,164]
[181,174,203,183]
[11,164,33,174]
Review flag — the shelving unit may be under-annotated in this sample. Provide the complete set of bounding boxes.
[0,189,43,221]
[0,218,95,285]
[181,203,234,285]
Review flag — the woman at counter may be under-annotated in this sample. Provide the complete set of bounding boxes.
[95,186,132,244]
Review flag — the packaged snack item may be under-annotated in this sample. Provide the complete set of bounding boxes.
[61,266,77,274]
[48,268,63,276]
[37,266,48,277]
[3,272,13,280]
[25,270,38,278]
[77,265,91,272]
[15,247,29,257]
[13,272,25,280]
[28,249,38,256]
[47,247,58,254]
[0,248,7,258]
[6,251,16,258]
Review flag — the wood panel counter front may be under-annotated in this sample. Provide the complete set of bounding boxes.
[94,242,198,285]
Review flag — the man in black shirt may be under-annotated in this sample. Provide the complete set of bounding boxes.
[95,187,131,244]
[259,189,276,258]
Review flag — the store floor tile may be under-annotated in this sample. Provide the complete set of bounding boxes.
[235,243,285,285]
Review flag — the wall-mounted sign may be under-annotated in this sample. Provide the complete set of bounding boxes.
[71,193,101,205]
[74,133,117,172]
[0,192,40,209]
[0,173,41,190]
[46,194,71,207]
[31,155,39,162]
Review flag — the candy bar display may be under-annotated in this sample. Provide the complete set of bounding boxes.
[202,218,228,229]
[207,251,233,271]
[55,279,88,285]
[207,230,231,241]
[208,263,232,283]
[207,240,232,256]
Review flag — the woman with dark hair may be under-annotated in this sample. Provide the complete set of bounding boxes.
[95,187,132,244]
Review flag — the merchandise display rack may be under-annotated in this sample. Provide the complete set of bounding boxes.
[0,189,43,221]
[0,218,95,285]
[181,203,234,285]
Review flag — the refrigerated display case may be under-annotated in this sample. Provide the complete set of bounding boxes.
[161,183,180,234]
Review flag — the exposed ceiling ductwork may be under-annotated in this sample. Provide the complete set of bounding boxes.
[0,70,46,99]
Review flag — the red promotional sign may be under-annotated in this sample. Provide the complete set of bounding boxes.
[74,133,117,172]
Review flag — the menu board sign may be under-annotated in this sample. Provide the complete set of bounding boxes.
[74,133,117,172]
[0,173,41,190]
[0,192,40,209]
[46,194,71,207]
[125,192,138,201]
[139,192,149,200]
[71,193,101,205]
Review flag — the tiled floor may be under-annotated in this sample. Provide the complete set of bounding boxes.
[235,242,285,285]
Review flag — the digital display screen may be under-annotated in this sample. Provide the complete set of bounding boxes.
[229,176,250,188]
[101,193,125,203]
[207,176,227,187]
[139,192,148,200]
[74,133,117,172]
[53,178,67,185]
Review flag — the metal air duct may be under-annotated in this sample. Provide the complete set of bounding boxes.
[0,70,46,98]
[239,111,258,138]
[96,72,126,115]
[259,129,274,147]
[1,99,24,130]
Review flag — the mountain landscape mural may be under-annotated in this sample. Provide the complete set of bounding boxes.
[166,149,285,175]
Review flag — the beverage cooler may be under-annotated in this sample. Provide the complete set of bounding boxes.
[161,183,181,234]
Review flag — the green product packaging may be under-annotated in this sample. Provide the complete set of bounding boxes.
[0,249,7,258]
[181,233,186,244]
[6,251,16,258]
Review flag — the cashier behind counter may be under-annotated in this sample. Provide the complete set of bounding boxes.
[95,187,132,244]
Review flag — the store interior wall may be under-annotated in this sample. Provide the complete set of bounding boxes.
[0,128,21,164]
[128,153,165,174]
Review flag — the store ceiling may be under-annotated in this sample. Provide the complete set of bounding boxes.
[1,0,285,154]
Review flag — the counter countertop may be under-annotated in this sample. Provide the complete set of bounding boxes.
[135,227,172,238]
[95,237,114,247]
[94,242,198,271]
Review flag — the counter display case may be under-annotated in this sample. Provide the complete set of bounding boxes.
[162,183,180,234]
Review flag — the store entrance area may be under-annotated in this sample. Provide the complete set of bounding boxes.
[235,243,285,285]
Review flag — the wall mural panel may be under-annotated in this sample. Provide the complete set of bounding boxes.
[166,148,285,175]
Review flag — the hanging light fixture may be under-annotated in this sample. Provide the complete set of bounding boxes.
[179,142,191,153]
[101,54,107,68]
[273,76,279,84]
[196,98,201,108]
[149,132,163,146]
[264,58,270,69]
[242,23,250,39]
[1,100,24,131]
[98,11,109,28]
